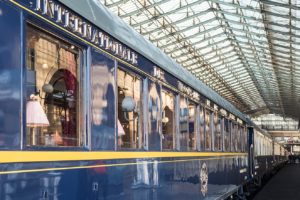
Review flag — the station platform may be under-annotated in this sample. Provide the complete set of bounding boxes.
[253,164,300,200]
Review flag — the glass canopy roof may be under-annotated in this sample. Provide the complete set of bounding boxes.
[100,0,300,119]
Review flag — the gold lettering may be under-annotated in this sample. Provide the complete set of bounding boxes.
[121,48,127,59]
[91,29,99,45]
[35,0,42,11]
[98,32,105,47]
[42,0,54,19]
[105,36,111,50]
[31,0,139,65]
[82,23,92,40]
[73,16,82,33]
[127,49,131,61]
[55,5,62,23]
[63,10,70,28]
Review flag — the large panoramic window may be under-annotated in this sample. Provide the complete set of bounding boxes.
[117,68,142,149]
[199,106,205,150]
[148,81,161,150]
[232,123,238,152]
[214,112,222,151]
[179,96,189,150]
[188,102,196,151]
[26,25,83,147]
[205,109,212,151]
[161,89,175,150]
[224,118,230,152]
[243,126,247,152]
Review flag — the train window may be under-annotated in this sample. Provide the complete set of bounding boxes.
[243,126,247,152]
[232,123,238,152]
[117,68,143,149]
[213,112,222,151]
[90,51,115,150]
[240,126,244,152]
[224,118,230,152]
[199,107,205,151]
[205,109,212,151]
[237,125,241,152]
[148,81,161,151]
[242,126,246,152]
[162,89,175,150]
[188,102,197,151]
[179,96,188,151]
[26,25,83,147]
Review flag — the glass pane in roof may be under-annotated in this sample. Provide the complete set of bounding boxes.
[269,5,289,15]
[192,0,211,11]
[243,9,262,19]
[223,14,243,23]
[157,0,180,12]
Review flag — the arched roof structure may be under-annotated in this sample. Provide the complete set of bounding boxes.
[100,0,300,119]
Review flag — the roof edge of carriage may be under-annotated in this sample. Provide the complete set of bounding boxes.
[58,0,251,124]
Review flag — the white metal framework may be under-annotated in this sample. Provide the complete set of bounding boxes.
[100,0,300,119]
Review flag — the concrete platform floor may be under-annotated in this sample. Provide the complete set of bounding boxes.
[253,164,300,200]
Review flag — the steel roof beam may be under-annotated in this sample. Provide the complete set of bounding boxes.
[104,0,129,8]
[131,6,212,28]
[119,0,172,18]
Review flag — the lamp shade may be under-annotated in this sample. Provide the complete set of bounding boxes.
[118,119,125,136]
[26,99,50,127]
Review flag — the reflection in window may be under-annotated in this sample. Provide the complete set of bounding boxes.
[162,90,175,150]
[238,125,242,152]
[179,96,188,150]
[232,123,238,152]
[224,118,230,151]
[26,25,82,147]
[188,102,196,151]
[243,127,247,152]
[117,68,142,149]
[199,107,205,151]
[205,109,212,150]
[148,82,161,150]
[90,51,115,150]
[214,112,222,151]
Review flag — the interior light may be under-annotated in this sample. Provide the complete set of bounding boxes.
[26,95,49,127]
[42,63,49,69]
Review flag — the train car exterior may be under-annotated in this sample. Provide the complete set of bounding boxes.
[0,0,285,199]
[248,128,286,186]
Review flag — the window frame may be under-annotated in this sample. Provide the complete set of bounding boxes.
[223,117,231,152]
[24,22,88,150]
[187,99,198,151]
[161,86,177,151]
[213,111,223,152]
[116,64,145,151]
[204,107,213,151]
[199,104,206,151]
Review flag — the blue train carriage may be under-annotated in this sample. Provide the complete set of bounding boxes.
[250,128,287,186]
[0,0,250,199]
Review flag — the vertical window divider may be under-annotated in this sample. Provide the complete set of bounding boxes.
[175,95,180,151]
[196,105,200,151]
[159,84,163,151]
[222,117,225,152]
[85,47,91,149]
[210,111,214,152]
[114,60,118,151]
[143,77,149,151]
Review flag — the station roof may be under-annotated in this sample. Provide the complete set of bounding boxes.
[100,0,300,120]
